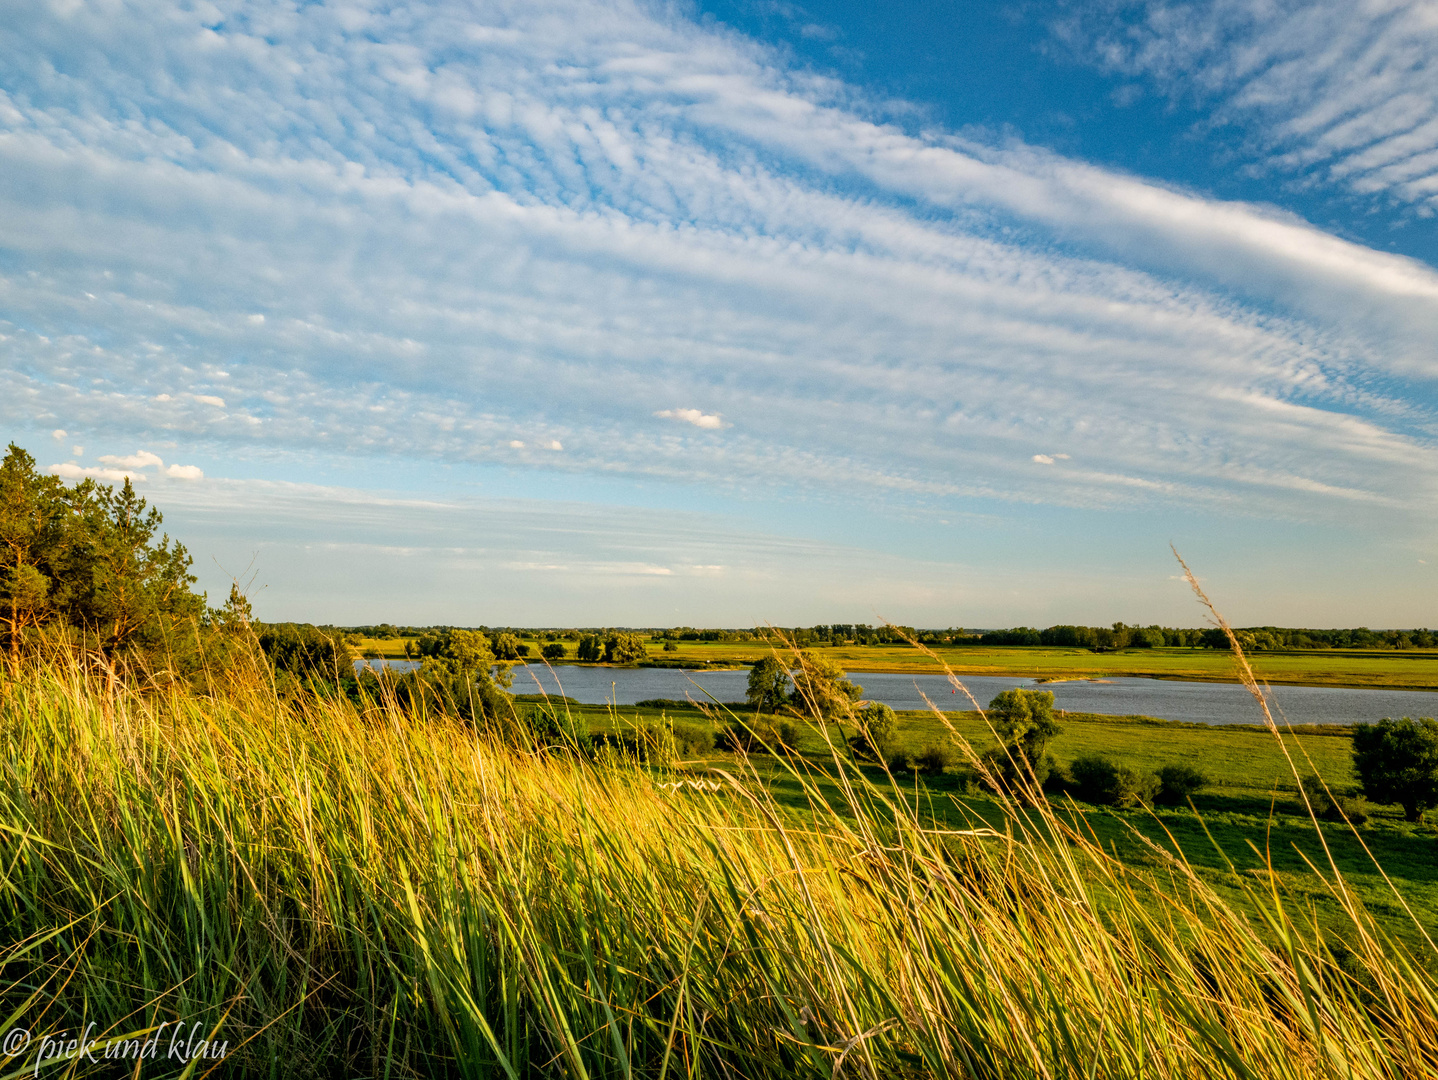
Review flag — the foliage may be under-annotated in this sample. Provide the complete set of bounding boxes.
[0,443,207,675]
[848,700,898,761]
[670,720,715,755]
[988,687,1061,767]
[493,631,530,660]
[540,641,566,660]
[255,622,356,687]
[1352,717,1438,822]
[603,631,648,664]
[1155,763,1210,805]
[1069,753,1160,807]
[576,633,602,661]
[1302,773,1371,825]
[789,650,862,719]
[745,655,791,712]
[715,716,799,753]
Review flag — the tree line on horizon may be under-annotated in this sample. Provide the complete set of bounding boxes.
[339,621,1438,652]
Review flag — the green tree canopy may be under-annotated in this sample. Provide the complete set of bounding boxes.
[988,688,1061,767]
[790,651,862,719]
[1,443,205,672]
[603,632,647,664]
[576,633,602,661]
[745,656,790,713]
[1352,717,1438,822]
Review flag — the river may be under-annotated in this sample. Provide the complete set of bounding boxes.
[478,664,1438,727]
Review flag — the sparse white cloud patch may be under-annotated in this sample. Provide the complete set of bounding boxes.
[163,463,204,480]
[50,463,146,483]
[98,450,163,469]
[656,409,726,431]
[509,440,526,449]
[545,440,563,451]
[71,446,82,456]
[1033,455,1055,465]
[50,429,66,440]
[154,394,171,402]
[247,314,265,325]
[191,395,226,408]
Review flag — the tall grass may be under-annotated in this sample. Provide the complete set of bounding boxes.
[0,648,1436,1078]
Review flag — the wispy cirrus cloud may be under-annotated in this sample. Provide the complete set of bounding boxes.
[1057,0,1438,214]
[0,0,1434,544]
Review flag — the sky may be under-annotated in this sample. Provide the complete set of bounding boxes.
[2,0,1437,628]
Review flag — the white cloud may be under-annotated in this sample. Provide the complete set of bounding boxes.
[1033,454,1055,465]
[98,450,163,469]
[164,463,204,480]
[655,409,726,430]
[49,463,146,483]
[0,0,1433,540]
[70,445,82,456]
[50,429,66,440]
[1060,0,1438,213]
[248,314,265,325]
[545,439,563,450]
[509,440,525,448]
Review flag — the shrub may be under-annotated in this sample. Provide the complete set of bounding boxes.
[1069,754,1159,807]
[1155,764,1209,805]
[671,722,715,756]
[915,742,958,774]
[977,745,1056,793]
[716,718,798,753]
[848,702,898,761]
[1301,774,1370,825]
[540,642,566,661]
[887,750,918,772]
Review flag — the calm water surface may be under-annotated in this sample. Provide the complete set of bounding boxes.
[486,664,1438,727]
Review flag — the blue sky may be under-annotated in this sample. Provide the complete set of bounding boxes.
[3,0,1437,627]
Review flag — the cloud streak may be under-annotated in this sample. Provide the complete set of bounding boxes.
[0,0,1433,540]
[1060,0,1438,214]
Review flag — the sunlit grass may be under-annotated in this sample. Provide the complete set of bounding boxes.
[1,649,1436,1078]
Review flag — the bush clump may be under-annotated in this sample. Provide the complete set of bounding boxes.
[1301,774,1370,824]
[671,721,715,756]
[716,718,799,753]
[1155,764,1209,805]
[1069,754,1159,807]
[848,702,898,761]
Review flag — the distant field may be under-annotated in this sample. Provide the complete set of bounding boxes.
[354,636,1438,689]
[659,642,1438,690]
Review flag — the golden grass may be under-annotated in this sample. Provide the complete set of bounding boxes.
[0,645,1435,1078]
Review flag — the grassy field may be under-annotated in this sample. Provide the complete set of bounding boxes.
[565,698,1438,960]
[5,658,1438,1077]
[353,636,1438,690]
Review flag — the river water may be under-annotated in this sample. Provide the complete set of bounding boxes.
[471,664,1438,728]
